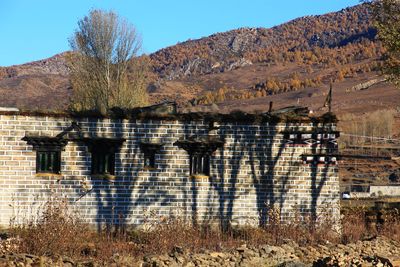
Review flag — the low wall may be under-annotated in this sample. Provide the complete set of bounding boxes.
[349,192,371,199]
[370,185,400,197]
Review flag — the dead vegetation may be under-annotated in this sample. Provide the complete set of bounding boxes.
[9,196,91,258]
[339,109,396,147]
[4,196,400,264]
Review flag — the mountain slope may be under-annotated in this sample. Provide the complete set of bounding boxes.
[0,3,397,114]
[150,4,375,79]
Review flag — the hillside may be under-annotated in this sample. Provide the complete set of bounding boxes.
[150,4,375,79]
[0,53,70,110]
[0,3,398,115]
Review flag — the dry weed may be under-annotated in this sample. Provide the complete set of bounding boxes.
[10,195,91,257]
[7,198,400,263]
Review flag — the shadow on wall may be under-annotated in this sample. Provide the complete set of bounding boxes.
[64,118,336,231]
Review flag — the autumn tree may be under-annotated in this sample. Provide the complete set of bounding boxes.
[370,0,400,87]
[68,9,148,113]
[289,78,302,90]
[336,69,345,81]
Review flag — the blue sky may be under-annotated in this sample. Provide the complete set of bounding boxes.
[0,0,360,67]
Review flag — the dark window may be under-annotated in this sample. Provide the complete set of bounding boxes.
[91,149,115,175]
[190,154,210,176]
[144,151,156,168]
[22,136,67,175]
[140,143,162,169]
[82,138,124,176]
[174,137,223,177]
[36,150,61,174]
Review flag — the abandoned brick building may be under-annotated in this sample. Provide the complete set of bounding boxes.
[0,103,340,228]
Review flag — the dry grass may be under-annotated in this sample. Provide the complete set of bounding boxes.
[341,207,371,244]
[9,196,92,258]
[378,208,400,241]
[6,198,400,263]
[341,206,400,244]
[339,109,396,147]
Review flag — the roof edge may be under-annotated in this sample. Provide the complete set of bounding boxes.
[0,102,337,123]
[0,109,337,123]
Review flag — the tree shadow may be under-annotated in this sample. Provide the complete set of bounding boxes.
[309,121,338,222]
[210,120,292,228]
[66,114,337,231]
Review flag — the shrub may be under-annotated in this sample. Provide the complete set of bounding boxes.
[7,199,400,263]
[341,207,370,244]
[10,195,91,257]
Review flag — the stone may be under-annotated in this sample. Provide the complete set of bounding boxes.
[183,262,195,267]
[209,252,226,258]
[171,246,184,254]
[276,261,308,267]
[81,242,97,256]
[237,245,247,253]
[78,261,96,267]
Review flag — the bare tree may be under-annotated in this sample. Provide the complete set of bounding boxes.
[68,9,148,113]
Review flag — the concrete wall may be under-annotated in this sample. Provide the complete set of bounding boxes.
[370,185,400,197]
[0,113,340,228]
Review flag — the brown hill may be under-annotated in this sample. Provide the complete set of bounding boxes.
[150,4,375,79]
[0,3,398,116]
[0,53,70,110]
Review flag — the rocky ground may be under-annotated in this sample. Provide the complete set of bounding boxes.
[1,236,400,266]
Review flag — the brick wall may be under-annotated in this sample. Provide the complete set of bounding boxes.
[0,113,340,228]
